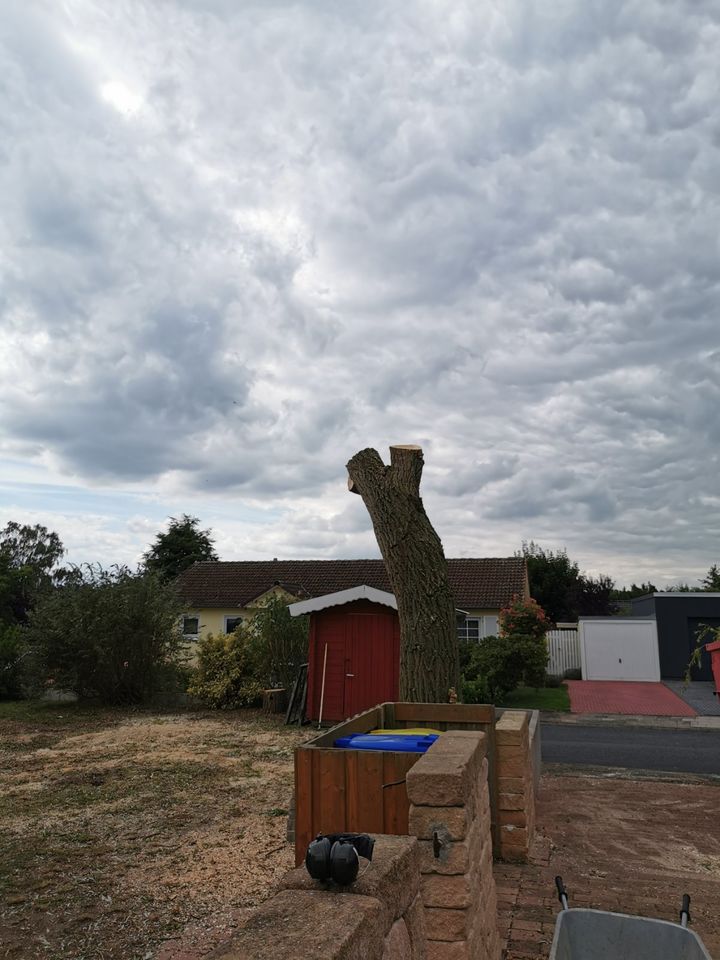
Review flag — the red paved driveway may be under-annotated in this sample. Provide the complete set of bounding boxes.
[566,680,697,716]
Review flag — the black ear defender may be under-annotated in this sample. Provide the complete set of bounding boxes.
[305,833,375,886]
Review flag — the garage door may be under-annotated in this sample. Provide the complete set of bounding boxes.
[580,619,660,681]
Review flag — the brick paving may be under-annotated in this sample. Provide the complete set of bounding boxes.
[495,772,720,959]
[566,680,697,716]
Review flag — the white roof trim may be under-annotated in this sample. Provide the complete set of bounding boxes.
[288,585,398,616]
[634,592,720,599]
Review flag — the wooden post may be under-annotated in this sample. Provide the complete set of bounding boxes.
[317,643,328,729]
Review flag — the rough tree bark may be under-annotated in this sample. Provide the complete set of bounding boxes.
[346,445,460,702]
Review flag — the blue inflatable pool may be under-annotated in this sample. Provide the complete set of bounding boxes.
[333,733,439,753]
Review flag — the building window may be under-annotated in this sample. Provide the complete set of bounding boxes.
[458,618,480,642]
[457,616,499,642]
[224,616,244,634]
[182,616,199,637]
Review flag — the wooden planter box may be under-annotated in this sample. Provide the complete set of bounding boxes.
[294,701,497,865]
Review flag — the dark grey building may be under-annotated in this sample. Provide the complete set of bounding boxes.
[630,593,720,680]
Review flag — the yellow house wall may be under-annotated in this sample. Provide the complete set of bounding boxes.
[185,587,301,641]
[187,608,252,639]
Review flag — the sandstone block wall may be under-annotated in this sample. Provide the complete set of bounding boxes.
[205,835,427,960]
[495,711,535,862]
[406,731,501,960]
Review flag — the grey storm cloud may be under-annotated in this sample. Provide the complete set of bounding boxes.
[1,0,720,582]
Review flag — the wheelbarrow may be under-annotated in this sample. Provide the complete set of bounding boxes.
[549,876,712,960]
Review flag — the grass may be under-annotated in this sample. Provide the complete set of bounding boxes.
[499,685,571,711]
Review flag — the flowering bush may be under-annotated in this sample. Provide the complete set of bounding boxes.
[461,595,550,703]
[498,596,550,642]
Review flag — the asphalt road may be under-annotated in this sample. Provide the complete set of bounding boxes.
[541,723,720,776]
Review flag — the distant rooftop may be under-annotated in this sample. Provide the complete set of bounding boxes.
[177,557,528,610]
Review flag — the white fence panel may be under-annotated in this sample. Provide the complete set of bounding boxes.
[546,628,580,677]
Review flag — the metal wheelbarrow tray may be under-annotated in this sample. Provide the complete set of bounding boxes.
[550,877,712,960]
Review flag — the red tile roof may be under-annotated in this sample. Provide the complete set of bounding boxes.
[177,557,527,610]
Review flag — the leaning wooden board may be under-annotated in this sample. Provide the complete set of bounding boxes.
[294,701,498,865]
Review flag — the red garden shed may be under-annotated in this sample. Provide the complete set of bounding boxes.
[289,585,400,723]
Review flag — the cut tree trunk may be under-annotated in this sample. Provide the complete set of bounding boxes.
[346,445,460,702]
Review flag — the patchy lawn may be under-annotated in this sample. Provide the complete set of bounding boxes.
[499,685,571,712]
[0,701,306,960]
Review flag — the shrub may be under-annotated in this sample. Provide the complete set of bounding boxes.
[498,595,550,642]
[246,596,309,690]
[459,596,550,704]
[24,565,185,704]
[461,676,491,704]
[563,667,582,681]
[0,624,26,700]
[187,627,264,708]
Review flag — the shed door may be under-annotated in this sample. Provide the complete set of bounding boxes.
[310,612,348,722]
[344,613,400,718]
[580,620,660,681]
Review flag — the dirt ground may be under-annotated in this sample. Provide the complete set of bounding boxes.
[0,703,306,960]
[496,768,720,959]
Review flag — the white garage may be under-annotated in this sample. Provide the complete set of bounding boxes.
[579,618,660,682]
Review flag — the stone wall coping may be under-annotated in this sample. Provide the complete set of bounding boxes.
[281,835,420,929]
[406,732,486,807]
[205,888,385,960]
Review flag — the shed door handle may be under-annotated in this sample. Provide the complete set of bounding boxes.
[346,673,354,677]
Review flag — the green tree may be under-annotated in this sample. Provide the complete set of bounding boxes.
[25,565,185,704]
[143,515,218,581]
[0,522,65,624]
[0,523,65,698]
[518,541,616,622]
[701,564,720,591]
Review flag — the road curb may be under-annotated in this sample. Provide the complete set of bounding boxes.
[540,711,720,730]
[543,761,720,786]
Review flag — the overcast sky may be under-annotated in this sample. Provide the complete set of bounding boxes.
[1,1,719,588]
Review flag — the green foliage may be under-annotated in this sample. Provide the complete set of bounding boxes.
[459,596,550,703]
[0,624,27,699]
[246,595,309,690]
[461,676,491,705]
[187,597,308,709]
[701,564,720,591]
[613,581,658,601]
[498,595,550,643]
[187,627,264,708]
[0,522,65,625]
[143,514,218,581]
[24,565,185,704]
[684,622,720,684]
[518,541,616,622]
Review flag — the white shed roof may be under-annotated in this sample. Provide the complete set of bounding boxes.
[288,584,397,617]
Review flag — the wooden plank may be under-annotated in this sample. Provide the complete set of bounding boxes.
[307,707,382,747]
[348,751,384,834]
[392,702,495,724]
[294,747,313,866]
[382,752,418,835]
[316,749,347,835]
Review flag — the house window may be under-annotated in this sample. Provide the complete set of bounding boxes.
[457,616,499,642]
[458,618,480,642]
[224,616,244,634]
[182,616,199,637]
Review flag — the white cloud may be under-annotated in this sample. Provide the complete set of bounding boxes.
[0,0,719,585]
